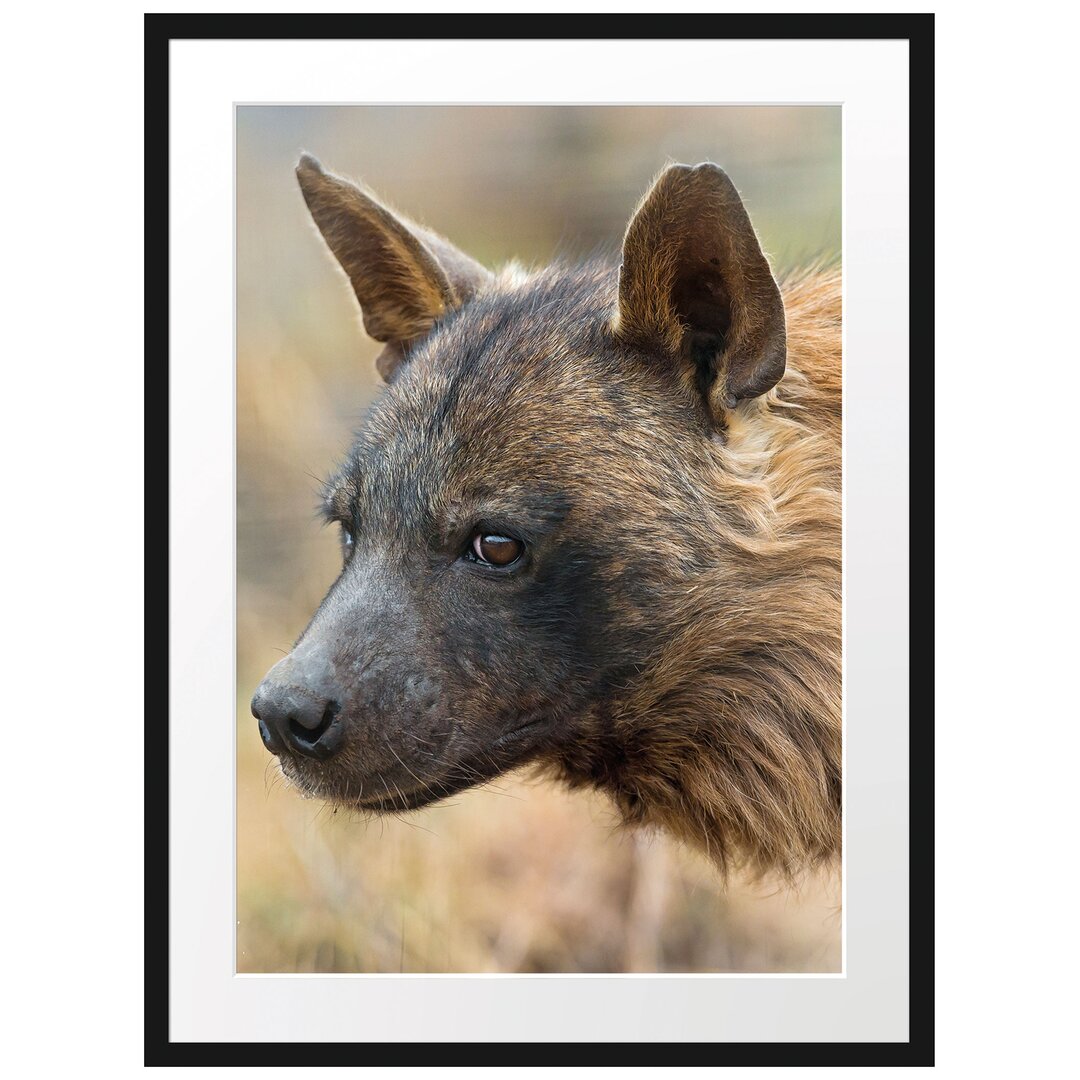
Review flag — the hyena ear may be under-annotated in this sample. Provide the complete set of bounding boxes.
[616,162,787,421]
[296,153,493,380]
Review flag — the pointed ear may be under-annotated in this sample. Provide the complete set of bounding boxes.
[616,163,787,421]
[295,154,492,380]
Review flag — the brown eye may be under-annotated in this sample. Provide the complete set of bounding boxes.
[471,533,524,567]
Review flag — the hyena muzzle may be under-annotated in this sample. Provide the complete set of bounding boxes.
[251,155,842,873]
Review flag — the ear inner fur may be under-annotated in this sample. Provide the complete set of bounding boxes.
[295,153,492,379]
[616,162,787,420]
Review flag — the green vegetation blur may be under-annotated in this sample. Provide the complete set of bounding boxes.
[237,105,841,973]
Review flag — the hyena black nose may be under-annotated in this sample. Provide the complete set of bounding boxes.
[250,679,344,761]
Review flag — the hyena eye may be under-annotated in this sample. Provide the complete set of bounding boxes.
[469,532,524,567]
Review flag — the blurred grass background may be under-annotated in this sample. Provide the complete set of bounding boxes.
[237,105,842,973]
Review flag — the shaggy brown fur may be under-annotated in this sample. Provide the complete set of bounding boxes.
[253,158,842,880]
[555,264,842,876]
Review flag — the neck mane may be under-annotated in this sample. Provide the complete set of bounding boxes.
[553,264,843,878]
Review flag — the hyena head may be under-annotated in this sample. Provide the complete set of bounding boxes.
[252,154,787,815]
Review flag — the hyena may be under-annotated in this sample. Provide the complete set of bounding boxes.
[252,155,842,876]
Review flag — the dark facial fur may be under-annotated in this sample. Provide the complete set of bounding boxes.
[264,263,706,807]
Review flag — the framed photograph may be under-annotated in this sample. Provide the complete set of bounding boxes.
[150,13,932,1065]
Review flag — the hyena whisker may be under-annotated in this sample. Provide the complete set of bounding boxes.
[383,734,429,792]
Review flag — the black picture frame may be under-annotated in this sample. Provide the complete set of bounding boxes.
[146,12,934,1067]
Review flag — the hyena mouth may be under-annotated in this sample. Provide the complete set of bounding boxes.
[339,715,556,815]
[491,716,550,751]
[351,773,477,814]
